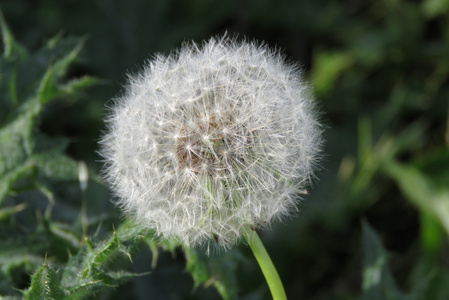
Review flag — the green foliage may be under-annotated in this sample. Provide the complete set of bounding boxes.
[0,12,157,299]
[385,160,449,236]
[0,0,448,299]
[184,247,239,300]
[23,227,140,300]
[0,13,242,297]
[0,12,97,298]
[362,222,413,300]
[24,263,67,300]
[0,14,95,206]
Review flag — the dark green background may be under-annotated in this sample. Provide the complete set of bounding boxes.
[1,0,448,299]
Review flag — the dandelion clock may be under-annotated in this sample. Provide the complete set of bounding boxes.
[100,35,322,299]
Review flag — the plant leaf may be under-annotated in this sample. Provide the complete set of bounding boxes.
[184,246,239,300]
[0,11,27,60]
[361,221,407,300]
[23,263,67,300]
[383,160,449,236]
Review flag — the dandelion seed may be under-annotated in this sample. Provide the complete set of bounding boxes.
[100,35,322,249]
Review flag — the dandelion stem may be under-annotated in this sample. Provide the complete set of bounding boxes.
[245,227,287,300]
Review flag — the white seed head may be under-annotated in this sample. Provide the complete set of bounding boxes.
[100,36,322,248]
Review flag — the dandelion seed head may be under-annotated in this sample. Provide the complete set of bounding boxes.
[100,36,322,248]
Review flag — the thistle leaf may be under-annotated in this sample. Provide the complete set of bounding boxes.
[0,107,36,204]
[0,202,26,221]
[0,14,101,299]
[23,263,67,300]
[184,247,239,300]
[60,75,99,96]
[86,231,131,269]
[0,15,94,206]
[0,11,27,60]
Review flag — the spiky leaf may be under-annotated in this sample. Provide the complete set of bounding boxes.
[23,263,67,300]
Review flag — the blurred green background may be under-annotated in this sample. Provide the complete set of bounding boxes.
[1,0,448,299]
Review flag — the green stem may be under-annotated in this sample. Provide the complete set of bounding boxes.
[245,227,287,300]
